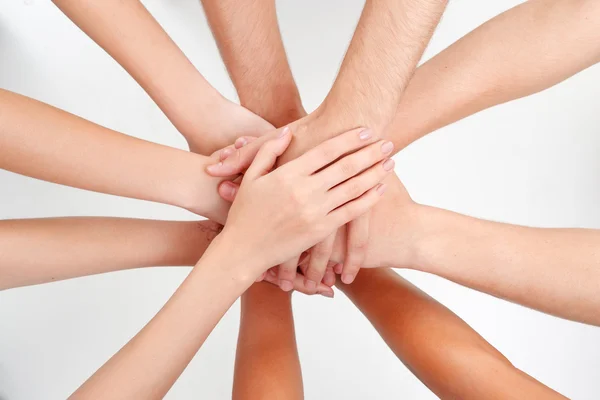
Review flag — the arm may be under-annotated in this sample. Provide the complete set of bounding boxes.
[200,0,305,128]
[233,283,303,400]
[71,127,391,398]
[0,89,229,222]
[0,218,220,291]
[337,268,566,399]
[388,0,600,150]
[53,0,273,155]
[329,175,600,326]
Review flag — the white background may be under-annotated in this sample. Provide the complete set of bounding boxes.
[1,0,599,399]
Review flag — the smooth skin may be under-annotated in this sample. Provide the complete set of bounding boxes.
[52,0,273,155]
[338,269,566,399]
[70,127,392,399]
[204,0,448,289]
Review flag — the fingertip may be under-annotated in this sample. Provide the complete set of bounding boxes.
[218,181,238,202]
[341,273,355,285]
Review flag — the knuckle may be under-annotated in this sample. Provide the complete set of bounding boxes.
[305,267,324,282]
[345,181,364,199]
[339,159,357,177]
[311,245,331,260]
[317,144,335,162]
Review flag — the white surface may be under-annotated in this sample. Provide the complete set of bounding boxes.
[1,0,599,399]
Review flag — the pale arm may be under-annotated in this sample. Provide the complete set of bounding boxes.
[0,89,229,222]
[329,176,600,326]
[0,218,220,291]
[337,268,566,399]
[69,239,253,399]
[388,0,600,150]
[53,0,273,154]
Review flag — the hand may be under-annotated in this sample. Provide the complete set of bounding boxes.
[217,126,393,278]
[207,113,393,289]
[187,99,275,155]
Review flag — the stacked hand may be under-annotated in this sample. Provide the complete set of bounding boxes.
[207,113,398,295]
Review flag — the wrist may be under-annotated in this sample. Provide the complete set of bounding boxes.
[240,85,306,128]
[172,154,230,224]
[196,233,260,290]
[206,228,268,282]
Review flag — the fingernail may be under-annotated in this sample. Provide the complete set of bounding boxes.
[305,279,317,291]
[359,129,372,140]
[381,141,394,154]
[235,138,247,149]
[206,162,223,173]
[383,158,395,171]
[376,183,387,195]
[268,269,277,277]
[320,291,334,298]
[278,126,291,138]
[334,263,343,274]
[342,274,355,284]
[279,279,294,292]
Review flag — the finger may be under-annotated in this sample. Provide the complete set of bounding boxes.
[278,255,299,292]
[217,181,240,202]
[234,136,257,149]
[316,140,393,189]
[303,233,336,293]
[327,158,394,211]
[263,272,334,298]
[341,214,369,285]
[327,183,387,229]
[297,127,378,174]
[333,263,343,275]
[244,127,292,179]
[206,130,281,176]
[323,262,337,287]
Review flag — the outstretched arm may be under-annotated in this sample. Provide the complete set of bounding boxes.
[388,0,600,150]
[233,283,303,400]
[0,89,229,221]
[337,268,566,399]
[328,175,600,327]
[0,218,220,291]
[52,0,273,155]
[200,0,305,128]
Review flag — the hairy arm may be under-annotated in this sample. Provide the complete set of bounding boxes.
[0,218,221,291]
[201,0,305,127]
[53,0,273,154]
[0,89,229,221]
[337,268,566,399]
[388,0,600,150]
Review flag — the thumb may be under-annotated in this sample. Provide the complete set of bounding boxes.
[244,127,292,179]
[218,181,240,202]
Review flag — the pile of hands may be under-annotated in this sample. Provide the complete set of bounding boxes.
[199,103,417,297]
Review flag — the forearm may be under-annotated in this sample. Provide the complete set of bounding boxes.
[0,89,229,221]
[71,239,253,399]
[0,218,219,290]
[233,283,303,400]
[387,0,600,151]
[322,0,447,133]
[53,0,229,154]
[337,269,565,399]
[412,206,600,326]
[201,0,305,127]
